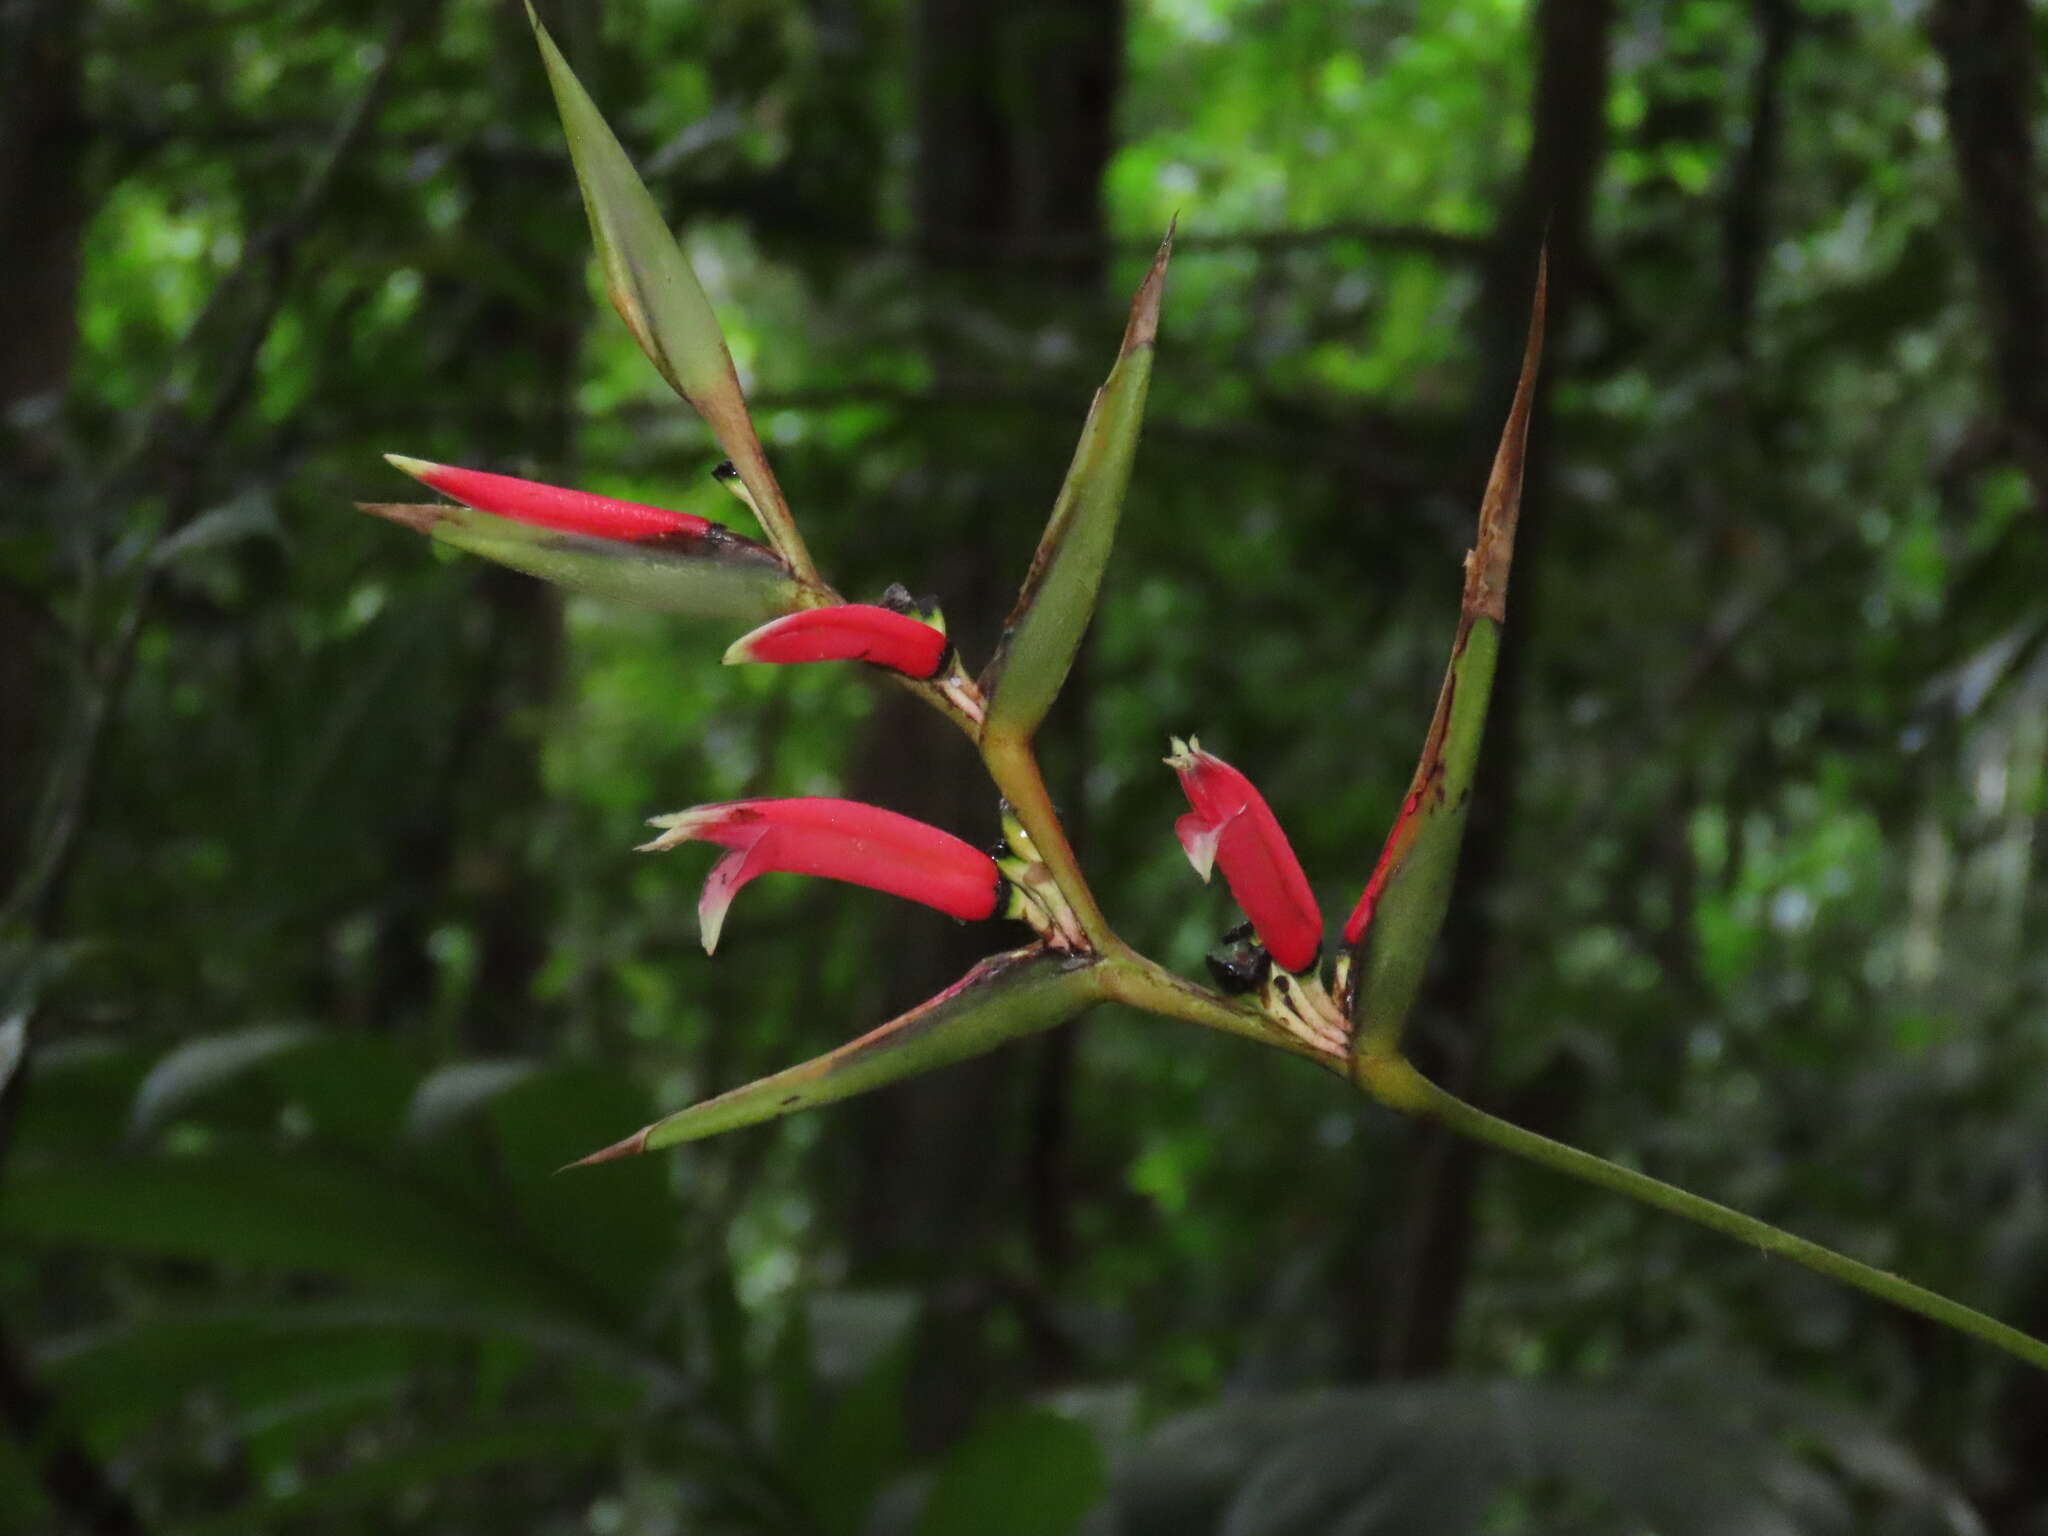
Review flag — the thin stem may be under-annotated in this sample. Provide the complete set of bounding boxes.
[980,729,1118,953]
[1362,1053,2048,1374]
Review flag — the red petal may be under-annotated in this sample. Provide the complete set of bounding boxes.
[725,605,949,679]
[641,798,1002,946]
[1342,784,1426,945]
[385,455,716,543]
[1166,740,1323,973]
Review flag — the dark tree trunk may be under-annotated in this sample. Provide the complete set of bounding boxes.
[1723,0,1798,357]
[0,0,86,414]
[838,0,1122,1441]
[1367,0,1615,1380]
[1931,0,2048,517]
[1929,5,2048,1522]
[0,0,85,897]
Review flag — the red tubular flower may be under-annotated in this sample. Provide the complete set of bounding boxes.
[638,797,1003,953]
[1166,737,1324,973]
[724,605,950,679]
[384,454,718,544]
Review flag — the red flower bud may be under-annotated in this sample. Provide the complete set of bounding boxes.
[1165,738,1323,974]
[638,797,1003,953]
[724,605,950,679]
[385,454,718,544]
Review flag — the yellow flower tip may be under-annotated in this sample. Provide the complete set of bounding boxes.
[720,624,768,667]
[382,453,441,482]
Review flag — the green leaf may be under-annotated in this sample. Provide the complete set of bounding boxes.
[403,1059,541,1141]
[358,502,801,622]
[1343,255,1544,1056]
[916,1408,1105,1536]
[1120,1382,1824,1536]
[0,1156,604,1318]
[526,6,806,573]
[572,947,1104,1163]
[0,1013,23,1099]
[126,1024,315,1142]
[980,230,1171,742]
[171,1419,616,1536]
[786,1304,914,1536]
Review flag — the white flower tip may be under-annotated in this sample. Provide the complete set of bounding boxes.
[1175,812,1221,884]
[637,809,710,853]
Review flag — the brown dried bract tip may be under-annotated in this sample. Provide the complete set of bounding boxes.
[1119,216,1176,358]
[355,501,445,534]
[1460,249,1547,625]
[561,1126,648,1171]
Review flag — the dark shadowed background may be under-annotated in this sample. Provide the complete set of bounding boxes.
[6,0,2048,1531]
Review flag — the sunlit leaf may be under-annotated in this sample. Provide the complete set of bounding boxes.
[571,947,1104,1163]
[981,229,1171,742]
[1342,254,1544,1055]
[0,1014,24,1101]
[126,1023,314,1142]
[403,1059,540,1141]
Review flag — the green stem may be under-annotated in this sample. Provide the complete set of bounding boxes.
[1102,953,1334,1063]
[980,729,1118,953]
[1362,1053,2048,1373]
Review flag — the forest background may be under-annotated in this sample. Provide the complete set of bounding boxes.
[7,0,2048,1531]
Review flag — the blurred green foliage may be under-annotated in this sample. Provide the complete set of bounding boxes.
[5,0,2048,1531]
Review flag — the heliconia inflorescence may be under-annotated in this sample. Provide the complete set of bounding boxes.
[383,455,722,544]
[637,797,1004,955]
[724,603,951,680]
[1164,738,1324,974]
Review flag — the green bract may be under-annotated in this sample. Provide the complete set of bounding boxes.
[980,232,1170,743]
[527,5,811,579]
[571,948,1105,1163]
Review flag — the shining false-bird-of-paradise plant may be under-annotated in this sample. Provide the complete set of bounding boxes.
[349,5,2048,1377]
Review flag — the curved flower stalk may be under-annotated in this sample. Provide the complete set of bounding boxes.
[638,798,1006,954]
[337,21,2048,1374]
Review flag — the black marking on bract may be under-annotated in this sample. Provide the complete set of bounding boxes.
[625,522,790,570]
[1206,922,1271,995]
